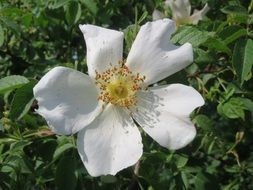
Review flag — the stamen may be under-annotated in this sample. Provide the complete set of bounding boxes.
[95,60,145,107]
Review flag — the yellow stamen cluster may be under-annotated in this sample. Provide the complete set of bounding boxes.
[95,61,145,107]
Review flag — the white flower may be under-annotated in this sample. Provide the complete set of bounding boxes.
[33,19,204,177]
[155,0,209,25]
[166,0,209,25]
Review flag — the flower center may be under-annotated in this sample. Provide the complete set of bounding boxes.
[108,82,128,99]
[95,61,145,107]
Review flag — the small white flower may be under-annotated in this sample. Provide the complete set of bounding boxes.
[152,9,166,20]
[33,19,204,177]
[163,0,209,25]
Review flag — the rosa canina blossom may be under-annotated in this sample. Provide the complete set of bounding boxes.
[33,19,204,177]
[153,0,209,26]
[165,0,209,25]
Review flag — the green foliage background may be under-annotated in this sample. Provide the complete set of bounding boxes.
[0,0,253,189]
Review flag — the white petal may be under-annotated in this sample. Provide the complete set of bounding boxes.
[152,10,165,20]
[77,105,143,177]
[79,24,124,78]
[190,4,209,24]
[131,84,204,150]
[33,66,102,135]
[126,19,193,85]
[150,84,204,116]
[165,0,191,19]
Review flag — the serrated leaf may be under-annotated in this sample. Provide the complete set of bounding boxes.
[232,39,253,84]
[55,156,77,190]
[65,1,81,25]
[171,26,213,47]
[9,80,37,120]
[0,75,29,94]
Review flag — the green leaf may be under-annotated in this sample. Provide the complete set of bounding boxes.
[232,39,253,84]
[0,75,29,94]
[0,17,20,35]
[194,115,215,132]
[100,175,117,183]
[123,24,140,52]
[9,80,37,120]
[237,97,253,109]
[0,24,4,47]
[194,171,220,190]
[10,140,32,152]
[223,28,247,45]
[249,14,253,24]
[203,37,231,55]
[221,5,247,15]
[55,156,77,190]
[217,97,247,119]
[236,97,253,119]
[171,26,214,47]
[52,0,70,9]
[21,13,33,27]
[218,25,247,45]
[221,5,248,24]
[80,0,98,15]
[174,154,188,168]
[202,74,216,85]
[194,49,215,64]
[0,122,4,132]
[0,7,23,16]
[53,143,74,161]
[65,1,81,25]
